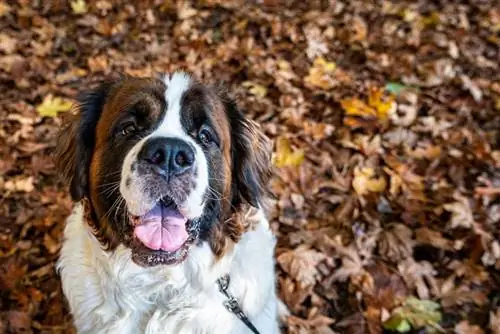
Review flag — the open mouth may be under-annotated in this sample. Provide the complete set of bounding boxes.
[133,197,190,252]
[130,196,199,266]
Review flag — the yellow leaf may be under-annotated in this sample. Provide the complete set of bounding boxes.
[304,56,336,90]
[242,81,268,98]
[352,167,386,196]
[368,87,394,121]
[36,94,73,117]
[273,137,305,168]
[71,0,88,15]
[341,87,395,129]
[341,98,377,118]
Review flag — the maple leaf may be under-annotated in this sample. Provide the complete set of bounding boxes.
[383,297,442,333]
[277,245,326,287]
[341,87,395,129]
[378,224,414,261]
[273,137,305,168]
[352,167,387,196]
[71,0,88,14]
[304,57,336,90]
[36,94,73,117]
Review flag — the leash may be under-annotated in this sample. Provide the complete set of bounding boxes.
[216,274,261,334]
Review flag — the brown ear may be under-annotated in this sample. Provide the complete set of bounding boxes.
[223,96,273,209]
[55,111,80,198]
[54,83,111,201]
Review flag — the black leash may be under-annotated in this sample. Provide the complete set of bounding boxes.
[216,275,261,334]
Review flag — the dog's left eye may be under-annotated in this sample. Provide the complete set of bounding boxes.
[198,125,214,145]
[120,122,137,137]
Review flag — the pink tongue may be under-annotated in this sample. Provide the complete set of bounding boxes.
[134,203,189,252]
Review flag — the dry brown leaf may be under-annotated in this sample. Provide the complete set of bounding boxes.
[444,194,474,229]
[415,227,453,251]
[303,121,335,141]
[3,176,35,193]
[0,2,11,17]
[277,245,326,287]
[0,33,16,54]
[454,320,484,334]
[398,259,437,300]
[88,55,109,73]
[490,308,500,334]
[378,223,414,261]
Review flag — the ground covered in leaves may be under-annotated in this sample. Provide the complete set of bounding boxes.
[0,0,499,333]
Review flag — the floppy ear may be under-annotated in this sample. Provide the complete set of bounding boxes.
[55,84,110,201]
[224,97,273,208]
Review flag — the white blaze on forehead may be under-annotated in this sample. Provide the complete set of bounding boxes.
[155,72,192,137]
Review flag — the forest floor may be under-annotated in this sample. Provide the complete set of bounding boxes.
[0,1,499,333]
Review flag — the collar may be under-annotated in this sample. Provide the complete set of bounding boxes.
[216,274,261,334]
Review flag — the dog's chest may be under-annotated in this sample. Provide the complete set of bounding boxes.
[58,206,278,333]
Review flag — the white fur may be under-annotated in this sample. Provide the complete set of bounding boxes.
[58,204,279,333]
[120,72,208,219]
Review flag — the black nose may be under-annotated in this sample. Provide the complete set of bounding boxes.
[139,137,195,178]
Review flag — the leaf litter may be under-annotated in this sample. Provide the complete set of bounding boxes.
[0,1,499,333]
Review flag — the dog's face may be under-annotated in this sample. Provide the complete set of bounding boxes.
[56,73,271,267]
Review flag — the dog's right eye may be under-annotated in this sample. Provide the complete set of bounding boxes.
[120,122,137,137]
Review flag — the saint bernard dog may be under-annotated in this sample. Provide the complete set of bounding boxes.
[55,72,281,333]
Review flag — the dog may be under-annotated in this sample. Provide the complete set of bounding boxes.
[55,72,280,333]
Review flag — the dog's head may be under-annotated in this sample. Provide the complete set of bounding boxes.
[56,73,271,266]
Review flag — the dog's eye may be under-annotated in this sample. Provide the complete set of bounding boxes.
[120,122,137,137]
[198,126,213,145]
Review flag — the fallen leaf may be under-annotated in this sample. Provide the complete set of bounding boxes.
[242,81,268,98]
[490,308,500,334]
[0,2,11,17]
[0,33,16,54]
[71,0,88,15]
[454,320,484,334]
[352,167,387,196]
[444,194,474,229]
[273,137,305,168]
[277,245,326,287]
[3,176,35,193]
[341,87,395,129]
[383,297,442,332]
[304,57,336,90]
[36,94,73,117]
